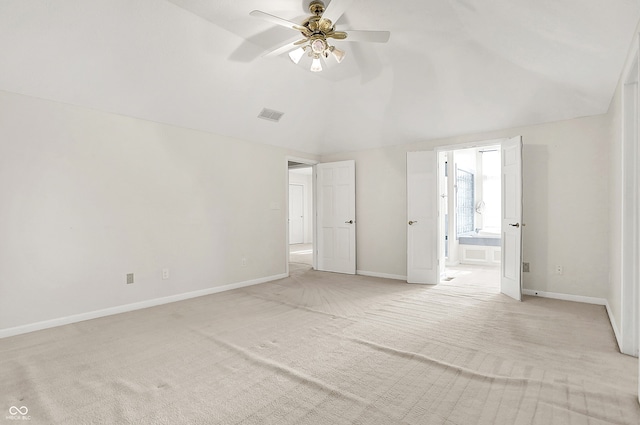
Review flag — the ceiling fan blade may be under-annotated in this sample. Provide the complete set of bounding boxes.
[263,39,304,58]
[326,31,347,40]
[249,10,304,32]
[321,0,354,26]
[344,30,390,43]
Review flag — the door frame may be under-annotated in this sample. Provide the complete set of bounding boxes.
[433,138,518,287]
[621,38,640,358]
[286,156,318,276]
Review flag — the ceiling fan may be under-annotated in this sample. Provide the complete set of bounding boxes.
[250,0,390,72]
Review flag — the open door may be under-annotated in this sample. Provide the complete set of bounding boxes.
[437,151,447,281]
[501,136,523,300]
[407,151,438,284]
[316,160,356,274]
[289,184,305,244]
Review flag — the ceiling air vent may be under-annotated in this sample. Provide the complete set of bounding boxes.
[258,108,284,123]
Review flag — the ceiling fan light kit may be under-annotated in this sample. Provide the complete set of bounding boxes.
[250,0,389,73]
[288,47,306,64]
[310,57,323,72]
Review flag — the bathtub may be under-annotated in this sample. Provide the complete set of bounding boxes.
[457,231,501,265]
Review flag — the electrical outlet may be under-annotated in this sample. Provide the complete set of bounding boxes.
[555,265,563,275]
[241,258,247,267]
[162,268,170,280]
[522,262,530,272]
[126,273,134,284]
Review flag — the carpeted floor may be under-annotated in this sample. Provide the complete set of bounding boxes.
[1,267,638,424]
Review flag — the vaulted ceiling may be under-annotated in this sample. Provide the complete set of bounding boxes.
[1,0,638,155]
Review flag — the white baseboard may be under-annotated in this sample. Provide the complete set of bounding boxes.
[523,289,623,350]
[357,270,407,281]
[0,273,287,339]
[522,289,607,306]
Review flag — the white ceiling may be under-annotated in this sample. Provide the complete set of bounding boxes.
[1,0,638,155]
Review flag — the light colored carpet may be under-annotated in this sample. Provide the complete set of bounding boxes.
[1,268,638,424]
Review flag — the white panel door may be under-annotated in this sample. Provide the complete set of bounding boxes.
[437,152,447,280]
[316,160,356,274]
[501,136,523,300]
[289,184,304,244]
[407,151,438,284]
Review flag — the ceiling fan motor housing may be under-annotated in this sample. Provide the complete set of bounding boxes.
[309,1,325,16]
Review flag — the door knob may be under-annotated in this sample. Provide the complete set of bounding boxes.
[408,220,418,225]
[509,223,520,228]
[345,220,354,224]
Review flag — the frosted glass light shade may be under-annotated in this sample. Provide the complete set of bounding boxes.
[310,57,323,72]
[288,48,305,64]
[331,47,346,63]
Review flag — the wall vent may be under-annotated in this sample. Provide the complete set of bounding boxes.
[258,108,284,122]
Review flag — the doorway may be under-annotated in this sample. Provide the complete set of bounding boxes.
[286,158,357,276]
[407,137,522,298]
[439,145,501,289]
[288,161,314,272]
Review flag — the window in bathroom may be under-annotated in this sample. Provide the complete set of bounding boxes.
[456,168,474,236]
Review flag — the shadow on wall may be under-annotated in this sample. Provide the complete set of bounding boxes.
[522,144,549,292]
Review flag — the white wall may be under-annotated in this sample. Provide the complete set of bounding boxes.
[0,90,317,332]
[608,60,624,342]
[288,168,313,244]
[322,115,611,299]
